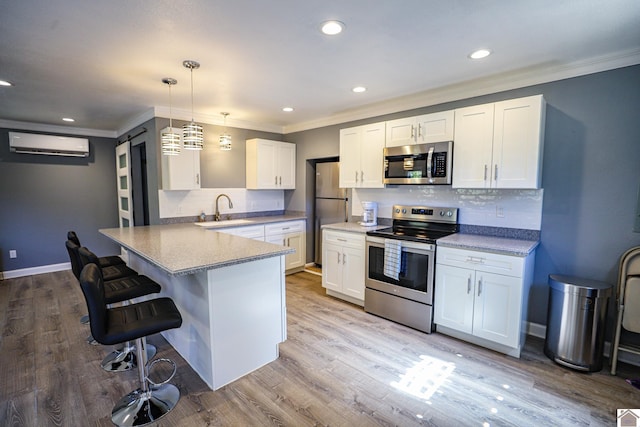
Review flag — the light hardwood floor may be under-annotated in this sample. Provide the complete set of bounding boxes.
[1,269,638,426]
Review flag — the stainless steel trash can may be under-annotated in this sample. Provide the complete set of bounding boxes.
[543,274,612,372]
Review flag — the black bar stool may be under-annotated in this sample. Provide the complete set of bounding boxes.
[80,263,182,427]
[67,230,125,268]
[66,240,161,371]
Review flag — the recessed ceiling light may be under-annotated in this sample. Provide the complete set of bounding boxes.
[469,49,492,59]
[352,86,366,93]
[320,20,344,35]
[282,107,294,112]
[0,79,13,86]
[62,117,75,122]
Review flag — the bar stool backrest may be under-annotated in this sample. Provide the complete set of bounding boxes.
[65,240,83,280]
[67,231,81,246]
[79,263,109,344]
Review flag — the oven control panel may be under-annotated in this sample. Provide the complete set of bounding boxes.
[392,205,458,223]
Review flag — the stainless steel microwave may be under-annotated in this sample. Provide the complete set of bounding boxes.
[384,141,453,185]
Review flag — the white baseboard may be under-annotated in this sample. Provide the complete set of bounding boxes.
[2,262,71,279]
[526,321,547,339]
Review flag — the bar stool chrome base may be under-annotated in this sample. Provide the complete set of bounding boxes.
[110,337,180,426]
[111,383,180,426]
[101,343,157,372]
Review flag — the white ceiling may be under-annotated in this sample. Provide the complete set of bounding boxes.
[1,0,639,137]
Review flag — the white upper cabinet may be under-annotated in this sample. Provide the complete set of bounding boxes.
[246,139,296,190]
[452,95,546,189]
[161,128,201,190]
[385,110,455,147]
[339,122,385,188]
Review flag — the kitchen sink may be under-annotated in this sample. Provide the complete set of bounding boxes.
[194,219,254,228]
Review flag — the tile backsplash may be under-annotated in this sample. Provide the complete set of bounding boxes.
[352,187,543,230]
[159,188,284,218]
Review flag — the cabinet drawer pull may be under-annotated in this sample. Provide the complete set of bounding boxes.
[466,256,485,264]
[337,238,347,242]
[282,227,290,230]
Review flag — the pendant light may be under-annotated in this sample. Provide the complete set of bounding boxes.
[182,60,204,150]
[161,78,181,156]
[219,112,232,151]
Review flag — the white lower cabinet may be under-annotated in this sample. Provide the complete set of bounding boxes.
[434,246,535,357]
[265,220,306,273]
[322,230,365,306]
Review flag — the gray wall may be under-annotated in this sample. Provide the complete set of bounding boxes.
[151,117,282,191]
[287,64,640,326]
[0,129,121,270]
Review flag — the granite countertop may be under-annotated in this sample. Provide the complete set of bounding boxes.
[194,213,306,229]
[100,223,294,276]
[437,233,539,257]
[321,222,389,234]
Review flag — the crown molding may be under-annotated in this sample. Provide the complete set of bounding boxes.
[0,119,117,138]
[282,47,640,134]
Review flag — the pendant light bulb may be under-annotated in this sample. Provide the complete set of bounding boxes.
[219,112,232,151]
[182,60,203,150]
[161,78,180,156]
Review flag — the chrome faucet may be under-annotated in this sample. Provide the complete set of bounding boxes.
[214,194,233,221]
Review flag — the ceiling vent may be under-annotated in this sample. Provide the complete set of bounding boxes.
[9,132,89,157]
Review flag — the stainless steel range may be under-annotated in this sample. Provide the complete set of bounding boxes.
[365,205,459,333]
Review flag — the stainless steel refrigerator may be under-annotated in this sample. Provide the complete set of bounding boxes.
[314,162,348,265]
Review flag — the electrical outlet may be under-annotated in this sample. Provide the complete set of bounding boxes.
[496,206,505,218]
[9,250,17,259]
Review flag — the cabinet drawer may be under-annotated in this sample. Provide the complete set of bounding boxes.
[323,230,365,249]
[265,220,304,236]
[436,246,524,278]
[219,225,265,241]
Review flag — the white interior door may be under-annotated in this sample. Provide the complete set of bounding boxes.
[116,141,133,257]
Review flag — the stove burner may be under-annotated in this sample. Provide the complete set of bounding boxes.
[366,204,459,243]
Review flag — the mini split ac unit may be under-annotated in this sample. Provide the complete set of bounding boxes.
[9,132,89,157]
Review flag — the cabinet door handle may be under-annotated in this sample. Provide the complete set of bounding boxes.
[477,278,483,296]
[494,165,498,181]
[360,171,364,182]
[418,123,423,138]
[484,164,488,181]
[355,171,358,183]
[196,173,200,185]
[343,253,346,264]
[337,253,341,264]
[275,176,278,185]
[286,238,290,246]
[467,276,472,294]
[411,125,415,139]
[279,176,282,185]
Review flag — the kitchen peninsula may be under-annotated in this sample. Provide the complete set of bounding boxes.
[100,223,294,390]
